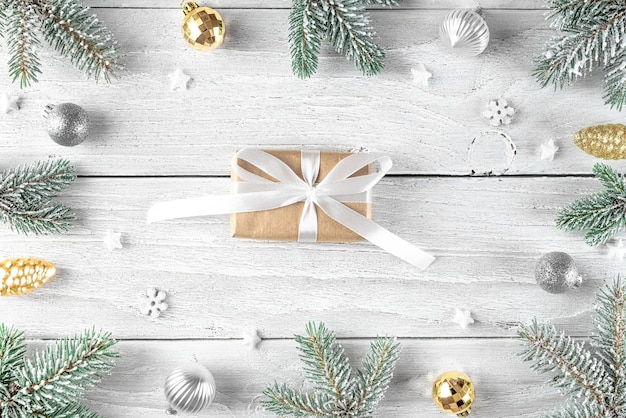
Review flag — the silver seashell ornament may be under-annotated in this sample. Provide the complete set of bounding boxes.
[439,8,490,56]
[43,103,90,147]
[164,363,216,414]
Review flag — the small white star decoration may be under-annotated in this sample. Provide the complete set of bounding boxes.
[1,92,20,114]
[168,68,192,91]
[103,230,123,251]
[411,64,432,87]
[452,308,475,329]
[539,139,559,161]
[607,238,626,261]
[242,329,262,350]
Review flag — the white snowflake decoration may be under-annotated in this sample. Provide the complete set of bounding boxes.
[483,99,515,126]
[140,287,169,318]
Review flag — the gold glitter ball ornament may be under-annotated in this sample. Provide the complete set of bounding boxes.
[433,371,475,417]
[181,2,225,51]
[0,258,56,296]
[574,124,626,160]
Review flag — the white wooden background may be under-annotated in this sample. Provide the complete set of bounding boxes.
[2,1,626,416]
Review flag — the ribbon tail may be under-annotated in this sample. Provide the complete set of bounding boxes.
[316,197,435,270]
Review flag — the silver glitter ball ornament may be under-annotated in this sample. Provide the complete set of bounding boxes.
[535,252,582,294]
[43,103,89,147]
[439,9,490,56]
[164,363,216,413]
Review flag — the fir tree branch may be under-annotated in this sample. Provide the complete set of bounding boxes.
[262,383,335,417]
[11,329,117,411]
[6,0,42,87]
[556,163,626,246]
[289,0,328,78]
[603,47,626,110]
[0,159,76,236]
[36,0,121,82]
[326,0,384,76]
[32,402,105,418]
[353,337,400,415]
[518,319,610,415]
[0,325,26,388]
[296,322,354,405]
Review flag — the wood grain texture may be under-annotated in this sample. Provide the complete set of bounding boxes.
[2,9,626,175]
[31,338,557,418]
[0,176,615,340]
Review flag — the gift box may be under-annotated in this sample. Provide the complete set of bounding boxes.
[230,150,371,242]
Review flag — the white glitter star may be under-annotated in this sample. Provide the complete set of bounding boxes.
[607,238,626,261]
[103,230,123,251]
[411,64,432,88]
[168,68,192,91]
[539,139,559,161]
[452,308,475,329]
[242,329,262,350]
[0,93,20,114]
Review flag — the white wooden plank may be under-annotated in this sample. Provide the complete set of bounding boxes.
[0,176,614,339]
[13,339,558,417]
[1,9,624,176]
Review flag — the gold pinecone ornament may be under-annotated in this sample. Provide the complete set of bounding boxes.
[0,258,56,296]
[574,124,626,160]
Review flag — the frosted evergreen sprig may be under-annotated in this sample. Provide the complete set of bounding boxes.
[288,0,396,78]
[518,277,626,417]
[534,0,626,110]
[0,324,117,417]
[262,322,400,417]
[555,163,626,246]
[0,0,121,87]
[0,159,76,236]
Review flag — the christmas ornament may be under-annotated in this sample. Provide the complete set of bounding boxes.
[452,309,474,329]
[43,103,89,147]
[140,288,169,318]
[468,131,517,176]
[411,64,433,87]
[181,2,225,51]
[574,124,626,160]
[606,238,626,261]
[535,252,582,293]
[439,9,490,56]
[482,99,514,126]
[103,230,123,251]
[164,363,216,413]
[432,371,474,417]
[168,68,192,91]
[1,92,19,113]
[539,139,559,161]
[0,258,56,296]
[242,329,262,350]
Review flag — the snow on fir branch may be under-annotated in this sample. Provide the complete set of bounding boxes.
[0,0,121,87]
[535,0,626,110]
[262,322,400,417]
[0,159,76,236]
[0,324,118,417]
[289,0,397,78]
[556,162,626,246]
[518,277,626,417]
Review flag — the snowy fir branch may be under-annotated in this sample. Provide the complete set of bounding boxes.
[556,163,626,246]
[262,322,400,417]
[0,0,121,87]
[0,324,117,417]
[518,277,626,417]
[534,0,626,109]
[0,159,76,236]
[288,0,395,78]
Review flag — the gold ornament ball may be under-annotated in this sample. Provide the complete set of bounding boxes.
[181,2,225,51]
[432,371,475,417]
[574,124,626,160]
[0,258,56,296]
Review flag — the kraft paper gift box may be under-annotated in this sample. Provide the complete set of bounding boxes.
[230,150,371,242]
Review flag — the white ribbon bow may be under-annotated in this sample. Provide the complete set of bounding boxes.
[147,149,435,270]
